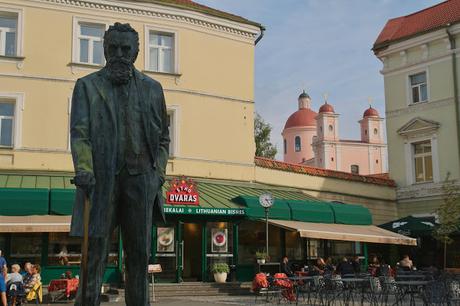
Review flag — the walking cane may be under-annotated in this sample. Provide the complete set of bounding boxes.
[80,194,90,306]
[71,177,90,306]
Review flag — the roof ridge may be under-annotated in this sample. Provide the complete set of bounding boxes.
[254,156,396,187]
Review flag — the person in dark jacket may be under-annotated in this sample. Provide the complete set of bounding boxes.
[281,256,294,277]
[336,257,355,277]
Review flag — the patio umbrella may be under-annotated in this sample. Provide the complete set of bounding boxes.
[379,215,437,237]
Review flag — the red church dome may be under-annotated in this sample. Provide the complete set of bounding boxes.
[319,102,335,114]
[284,108,318,129]
[363,106,379,118]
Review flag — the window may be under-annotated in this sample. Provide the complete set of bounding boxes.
[328,125,333,132]
[295,136,301,152]
[0,101,14,147]
[374,128,378,135]
[10,233,42,264]
[0,12,17,56]
[410,72,428,103]
[148,31,174,73]
[77,22,105,65]
[283,139,287,154]
[167,108,179,157]
[413,140,433,182]
[351,165,359,174]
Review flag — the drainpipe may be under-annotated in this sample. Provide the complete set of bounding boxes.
[446,26,460,171]
[255,27,265,45]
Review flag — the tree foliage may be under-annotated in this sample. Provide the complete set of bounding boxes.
[254,113,277,159]
[433,172,460,244]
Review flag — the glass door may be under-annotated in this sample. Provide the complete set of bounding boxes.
[155,225,178,282]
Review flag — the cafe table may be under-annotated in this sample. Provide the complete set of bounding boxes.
[48,278,79,301]
[393,280,430,306]
[330,278,368,306]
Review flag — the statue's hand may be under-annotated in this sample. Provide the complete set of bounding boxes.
[73,171,96,196]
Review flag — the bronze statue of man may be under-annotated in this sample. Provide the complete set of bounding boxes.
[70,22,169,305]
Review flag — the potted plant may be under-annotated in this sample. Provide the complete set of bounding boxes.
[211,263,229,283]
[256,251,268,264]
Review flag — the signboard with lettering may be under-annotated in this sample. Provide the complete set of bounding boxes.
[166,177,200,205]
[164,206,246,216]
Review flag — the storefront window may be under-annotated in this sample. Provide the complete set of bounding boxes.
[331,240,354,257]
[10,233,42,265]
[48,232,119,266]
[238,221,281,264]
[207,222,232,254]
[285,230,302,261]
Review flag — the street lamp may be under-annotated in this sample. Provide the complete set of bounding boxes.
[259,193,274,260]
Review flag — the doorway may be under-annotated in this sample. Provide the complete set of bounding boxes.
[182,223,202,281]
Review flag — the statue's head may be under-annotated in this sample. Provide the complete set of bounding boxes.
[103,22,139,84]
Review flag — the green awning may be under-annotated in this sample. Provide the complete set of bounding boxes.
[379,215,437,237]
[287,199,335,223]
[0,188,49,215]
[50,189,76,215]
[231,195,291,220]
[328,202,372,225]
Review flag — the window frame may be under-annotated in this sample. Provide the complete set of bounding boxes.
[283,139,287,154]
[294,136,301,152]
[0,7,23,58]
[72,17,109,66]
[167,105,180,157]
[351,164,359,174]
[144,25,178,74]
[412,140,433,183]
[403,135,439,185]
[407,69,429,105]
[0,93,23,149]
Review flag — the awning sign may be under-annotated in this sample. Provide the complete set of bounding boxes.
[166,177,199,205]
[164,206,246,216]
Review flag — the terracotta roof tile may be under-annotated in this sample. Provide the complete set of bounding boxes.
[123,0,263,29]
[254,157,396,187]
[373,0,460,51]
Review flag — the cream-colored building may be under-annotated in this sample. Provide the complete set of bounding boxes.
[373,0,460,217]
[0,0,407,284]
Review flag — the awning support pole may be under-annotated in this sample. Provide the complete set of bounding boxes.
[265,208,269,259]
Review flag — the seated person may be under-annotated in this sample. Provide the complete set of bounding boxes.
[6,264,23,285]
[335,257,355,277]
[399,255,413,271]
[367,254,380,276]
[325,257,335,274]
[280,256,294,277]
[310,258,325,276]
[352,256,361,273]
[21,263,32,284]
[24,264,41,293]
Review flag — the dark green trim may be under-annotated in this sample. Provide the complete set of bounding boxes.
[201,222,207,282]
[49,189,75,215]
[288,199,335,223]
[363,243,368,267]
[328,202,372,225]
[118,229,123,274]
[233,223,239,268]
[176,222,183,283]
[41,233,48,267]
[0,188,49,215]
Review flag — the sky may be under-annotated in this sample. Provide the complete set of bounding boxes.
[195,0,441,160]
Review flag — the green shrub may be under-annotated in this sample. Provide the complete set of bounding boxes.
[255,251,268,260]
[211,263,229,274]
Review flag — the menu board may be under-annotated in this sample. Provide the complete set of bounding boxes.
[157,227,175,253]
[211,228,228,253]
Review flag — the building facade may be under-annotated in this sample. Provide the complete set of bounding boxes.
[373,0,460,217]
[0,0,409,284]
[282,93,387,175]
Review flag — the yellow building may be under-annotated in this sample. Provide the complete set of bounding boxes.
[0,0,408,283]
[373,0,460,269]
[373,0,460,217]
